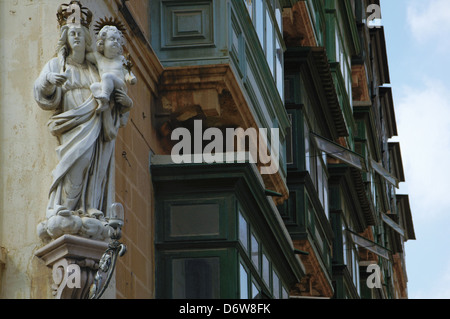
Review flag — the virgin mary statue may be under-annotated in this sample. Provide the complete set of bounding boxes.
[34,1,133,240]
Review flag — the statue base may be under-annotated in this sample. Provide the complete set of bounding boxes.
[35,234,115,299]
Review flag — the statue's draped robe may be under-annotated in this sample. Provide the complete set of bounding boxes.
[34,57,127,219]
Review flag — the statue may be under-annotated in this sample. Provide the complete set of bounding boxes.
[88,21,137,114]
[34,1,135,241]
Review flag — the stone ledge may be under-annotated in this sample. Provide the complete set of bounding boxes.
[35,234,108,266]
[35,235,112,299]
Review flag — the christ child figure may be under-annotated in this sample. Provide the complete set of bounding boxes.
[87,24,137,113]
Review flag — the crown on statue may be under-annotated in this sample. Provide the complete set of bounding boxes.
[93,17,126,34]
[57,1,93,29]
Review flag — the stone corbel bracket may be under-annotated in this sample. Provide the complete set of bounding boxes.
[35,235,109,299]
[156,64,289,204]
[156,65,232,127]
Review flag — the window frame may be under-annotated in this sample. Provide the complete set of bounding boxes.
[243,0,285,100]
[238,207,290,299]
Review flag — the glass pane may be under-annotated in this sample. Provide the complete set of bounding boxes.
[275,1,282,29]
[317,157,323,204]
[173,257,220,299]
[304,121,310,172]
[170,204,220,237]
[286,114,293,165]
[272,271,280,299]
[240,263,249,299]
[282,286,288,299]
[252,281,260,299]
[262,253,270,286]
[266,10,274,76]
[324,176,329,219]
[255,0,264,46]
[239,211,248,251]
[276,38,283,100]
[342,224,347,265]
[251,233,259,271]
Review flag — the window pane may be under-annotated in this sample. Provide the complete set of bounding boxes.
[317,157,323,203]
[272,271,280,299]
[262,253,270,286]
[304,121,310,172]
[251,233,259,271]
[173,257,220,299]
[252,281,261,299]
[275,2,282,27]
[282,286,288,299]
[255,0,264,46]
[342,224,347,265]
[286,114,293,165]
[239,211,248,251]
[240,264,249,299]
[170,204,220,237]
[266,10,274,76]
[276,38,283,99]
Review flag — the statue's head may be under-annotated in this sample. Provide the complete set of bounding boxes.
[96,25,125,58]
[56,24,93,58]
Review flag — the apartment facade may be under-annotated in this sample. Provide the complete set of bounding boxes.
[0,0,414,299]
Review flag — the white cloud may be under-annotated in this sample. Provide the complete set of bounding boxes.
[407,0,450,49]
[409,259,450,299]
[393,79,450,223]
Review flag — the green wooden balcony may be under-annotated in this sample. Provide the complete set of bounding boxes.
[150,0,292,199]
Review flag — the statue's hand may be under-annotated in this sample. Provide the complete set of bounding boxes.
[46,72,68,87]
[114,89,133,112]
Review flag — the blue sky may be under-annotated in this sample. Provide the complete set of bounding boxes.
[381,0,450,299]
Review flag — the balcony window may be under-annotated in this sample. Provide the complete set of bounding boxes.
[153,161,299,299]
[305,119,311,172]
[240,263,249,299]
[173,257,220,299]
[342,223,361,296]
[239,209,290,299]
[252,281,261,299]
[170,204,220,237]
[262,253,270,286]
[251,233,260,271]
[308,134,330,217]
[244,0,284,100]
[239,211,249,251]
[332,26,352,108]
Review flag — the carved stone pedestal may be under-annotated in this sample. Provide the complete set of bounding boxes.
[35,235,110,299]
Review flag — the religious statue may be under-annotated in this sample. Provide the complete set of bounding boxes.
[88,20,137,113]
[34,1,135,241]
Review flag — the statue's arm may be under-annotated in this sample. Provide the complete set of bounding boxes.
[113,88,133,127]
[33,58,63,111]
[86,52,97,65]
[125,70,137,85]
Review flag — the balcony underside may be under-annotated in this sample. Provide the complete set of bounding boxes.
[155,64,289,204]
[291,239,334,298]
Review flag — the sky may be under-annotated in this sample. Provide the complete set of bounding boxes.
[380,0,450,299]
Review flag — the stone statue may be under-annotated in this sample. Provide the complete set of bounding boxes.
[88,23,137,113]
[34,1,134,241]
